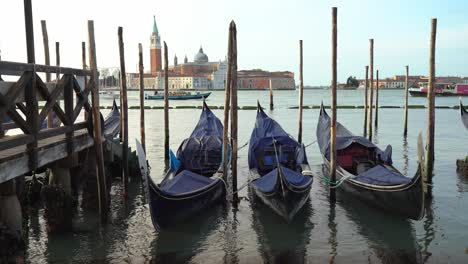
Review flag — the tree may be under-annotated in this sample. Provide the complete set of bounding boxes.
[346,76,359,87]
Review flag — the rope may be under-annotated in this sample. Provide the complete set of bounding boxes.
[319,173,354,188]
[305,140,317,148]
[238,141,249,150]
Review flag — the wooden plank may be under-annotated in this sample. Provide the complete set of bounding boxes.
[0,61,91,77]
[0,134,34,151]
[0,71,32,117]
[38,77,65,126]
[36,75,68,125]
[6,109,31,134]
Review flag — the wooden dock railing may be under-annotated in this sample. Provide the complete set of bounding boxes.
[0,61,92,174]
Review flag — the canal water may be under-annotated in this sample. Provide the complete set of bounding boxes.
[25,89,468,263]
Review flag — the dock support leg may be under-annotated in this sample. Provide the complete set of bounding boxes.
[0,180,22,239]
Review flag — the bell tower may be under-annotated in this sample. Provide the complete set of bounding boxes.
[150,15,162,75]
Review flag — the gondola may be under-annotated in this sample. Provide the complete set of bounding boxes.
[248,102,313,222]
[86,99,121,138]
[136,101,227,230]
[461,99,468,130]
[316,104,425,220]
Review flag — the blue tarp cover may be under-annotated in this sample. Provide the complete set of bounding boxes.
[252,166,313,193]
[160,170,215,195]
[177,102,224,176]
[316,106,392,164]
[353,165,412,186]
[248,108,307,174]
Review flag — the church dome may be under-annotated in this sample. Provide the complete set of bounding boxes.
[194,47,209,63]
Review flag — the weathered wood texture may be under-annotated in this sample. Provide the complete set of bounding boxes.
[330,7,338,202]
[222,29,232,181]
[164,42,169,161]
[364,65,368,137]
[426,19,437,198]
[368,39,374,141]
[375,69,379,128]
[138,43,146,152]
[118,27,129,197]
[228,21,239,204]
[298,40,304,143]
[88,20,107,221]
[269,79,274,110]
[404,65,409,135]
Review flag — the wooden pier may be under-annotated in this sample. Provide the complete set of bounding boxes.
[0,61,120,183]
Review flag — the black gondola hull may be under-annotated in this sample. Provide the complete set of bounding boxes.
[250,170,312,222]
[322,160,424,220]
[147,176,225,230]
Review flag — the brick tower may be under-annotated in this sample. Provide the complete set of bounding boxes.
[150,15,162,75]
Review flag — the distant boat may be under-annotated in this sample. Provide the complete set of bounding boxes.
[99,91,119,99]
[145,91,211,100]
[409,83,468,97]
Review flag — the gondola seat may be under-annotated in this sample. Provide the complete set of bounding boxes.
[353,165,412,186]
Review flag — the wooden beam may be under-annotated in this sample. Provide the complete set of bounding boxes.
[88,20,107,222]
[55,42,60,82]
[368,39,374,141]
[228,21,239,204]
[404,65,409,135]
[0,71,32,118]
[118,27,129,198]
[298,40,304,143]
[426,18,437,198]
[0,61,91,76]
[330,7,338,202]
[375,69,379,128]
[40,21,51,82]
[364,65,368,137]
[36,75,68,125]
[164,42,169,161]
[138,43,146,152]
[24,0,35,63]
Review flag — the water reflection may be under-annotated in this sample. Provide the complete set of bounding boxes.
[328,202,338,263]
[420,199,435,263]
[222,206,240,264]
[338,192,422,264]
[149,204,226,263]
[250,190,313,263]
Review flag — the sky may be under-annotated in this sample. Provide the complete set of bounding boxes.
[1,0,467,85]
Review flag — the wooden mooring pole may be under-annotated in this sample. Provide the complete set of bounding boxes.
[222,32,232,182]
[40,20,51,84]
[298,39,304,143]
[426,18,437,198]
[269,79,274,110]
[228,21,239,204]
[118,27,129,198]
[55,42,60,82]
[364,65,369,137]
[82,42,88,120]
[88,20,107,222]
[138,43,146,152]
[368,39,374,141]
[375,69,379,128]
[330,7,338,202]
[404,65,409,135]
[164,42,169,161]
[24,0,38,171]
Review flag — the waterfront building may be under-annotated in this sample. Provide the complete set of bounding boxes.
[126,16,295,90]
